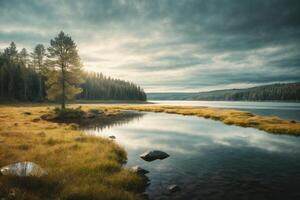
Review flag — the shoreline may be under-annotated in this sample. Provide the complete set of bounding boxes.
[87,104,300,136]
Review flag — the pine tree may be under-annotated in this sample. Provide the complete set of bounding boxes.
[31,44,46,101]
[46,31,84,110]
[19,48,29,100]
[5,42,18,97]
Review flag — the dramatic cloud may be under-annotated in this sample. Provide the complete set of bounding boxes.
[0,0,299,92]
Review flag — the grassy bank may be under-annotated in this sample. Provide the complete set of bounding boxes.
[0,105,145,200]
[89,104,300,136]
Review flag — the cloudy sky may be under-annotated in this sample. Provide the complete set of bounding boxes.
[0,0,300,92]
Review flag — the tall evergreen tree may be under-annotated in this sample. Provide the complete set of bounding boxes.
[5,42,18,97]
[46,31,84,109]
[31,44,46,101]
[19,48,30,100]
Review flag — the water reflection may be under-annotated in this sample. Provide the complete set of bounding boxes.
[83,112,300,200]
[81,111,144,132]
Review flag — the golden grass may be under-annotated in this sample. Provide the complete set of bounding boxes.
[0,105,145,200]
[79,104,300,136]
[1,103,299,199]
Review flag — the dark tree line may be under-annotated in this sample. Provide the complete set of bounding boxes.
[0,42,146,102]
[80,72,146,101]
[222,83,300,101]
[188,82,300,101]
[148,82,300,101]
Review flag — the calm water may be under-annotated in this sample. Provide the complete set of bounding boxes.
[83,112,300,200]
[151,101,300,121]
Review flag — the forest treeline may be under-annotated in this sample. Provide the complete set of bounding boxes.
[148,82,300,101]
[0,42,146,102]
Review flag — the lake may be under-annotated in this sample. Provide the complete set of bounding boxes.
[150,101,300,121]
[83,111,300,200]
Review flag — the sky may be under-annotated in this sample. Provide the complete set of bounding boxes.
[0,0,300,92]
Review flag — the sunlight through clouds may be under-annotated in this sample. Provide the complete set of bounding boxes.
[0,0,299,92]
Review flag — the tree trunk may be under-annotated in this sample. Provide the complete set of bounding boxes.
[0,68,4,97]
[23,70,27,101]
[39,75,43,101]
[8,71,14,98]
[24,80,27,101]
[61,65,66,110]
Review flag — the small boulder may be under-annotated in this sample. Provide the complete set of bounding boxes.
[23,112,31,115]
[0,162,46,177]
[31,118,41,122]
[140,150,169,162]
[139,173,150,183]
[131,166,149,175]
[109,135,116,139]
[168,185,180,193]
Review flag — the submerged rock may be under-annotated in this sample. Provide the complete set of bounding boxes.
[131,166,149,175]
[168,185,180,193]
[140,150,169,162]
[139,173,150,183]
[109,135,116,139]
[0,162,46,177]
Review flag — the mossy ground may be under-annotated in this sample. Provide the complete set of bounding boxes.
[0,105,145,200]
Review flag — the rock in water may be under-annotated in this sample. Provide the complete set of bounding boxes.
[140,150,169,162]
[131,166,149,175]
[168,185,180,193]
[0,162,46,177]
[109,135,116,139]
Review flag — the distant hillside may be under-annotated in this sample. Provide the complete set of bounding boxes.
[148,82,300,101]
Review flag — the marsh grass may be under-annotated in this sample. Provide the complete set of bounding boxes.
[0,105,145,200]
[94,104,300,136]
[1,103,299,199]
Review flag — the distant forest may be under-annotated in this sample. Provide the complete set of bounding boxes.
[0,42,146,102]
[148,82,300,101]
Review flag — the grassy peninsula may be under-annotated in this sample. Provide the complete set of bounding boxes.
[0,105,146,200]
[94,104,300,136]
